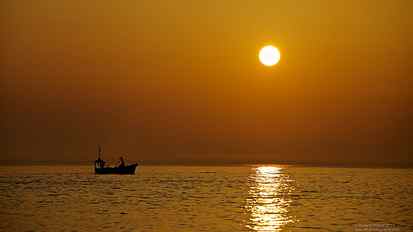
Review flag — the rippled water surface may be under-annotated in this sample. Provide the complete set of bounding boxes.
[0,165,412,231]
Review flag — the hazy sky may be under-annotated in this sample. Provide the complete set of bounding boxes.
[1,0,412,165]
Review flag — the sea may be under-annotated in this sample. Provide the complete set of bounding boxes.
[0,165,412,232]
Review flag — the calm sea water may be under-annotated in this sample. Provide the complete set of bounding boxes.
[0,165,412,232]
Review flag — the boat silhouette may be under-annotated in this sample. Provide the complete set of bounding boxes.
[94,145,138,174]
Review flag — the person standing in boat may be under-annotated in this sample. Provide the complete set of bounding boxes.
[95,157,105,168]
[118,156,125,168]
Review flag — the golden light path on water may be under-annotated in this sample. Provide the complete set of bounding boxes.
[246,166,294,232]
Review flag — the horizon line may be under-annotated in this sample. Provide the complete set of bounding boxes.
[1,159,412,168]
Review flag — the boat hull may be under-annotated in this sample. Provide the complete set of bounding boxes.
[95,163,138,174]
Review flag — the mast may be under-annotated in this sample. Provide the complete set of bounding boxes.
[98,144,102,159]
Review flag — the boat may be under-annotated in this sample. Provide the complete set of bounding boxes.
[94,145,138,174]
[95,163,138,174]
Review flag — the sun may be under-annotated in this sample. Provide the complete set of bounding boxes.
[259,45,281,66]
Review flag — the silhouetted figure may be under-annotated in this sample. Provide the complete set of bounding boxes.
[119,156,125,168]
[95,157,105,168]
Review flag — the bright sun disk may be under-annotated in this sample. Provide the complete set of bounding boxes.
[259,45,281,66]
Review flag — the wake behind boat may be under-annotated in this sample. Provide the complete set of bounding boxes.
[94,145,138,174]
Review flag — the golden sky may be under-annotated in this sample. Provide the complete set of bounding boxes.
[1,0,412,165]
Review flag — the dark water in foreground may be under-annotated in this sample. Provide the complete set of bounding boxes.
[0,165,412,232]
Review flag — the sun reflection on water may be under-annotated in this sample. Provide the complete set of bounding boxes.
[246,166,294,232]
